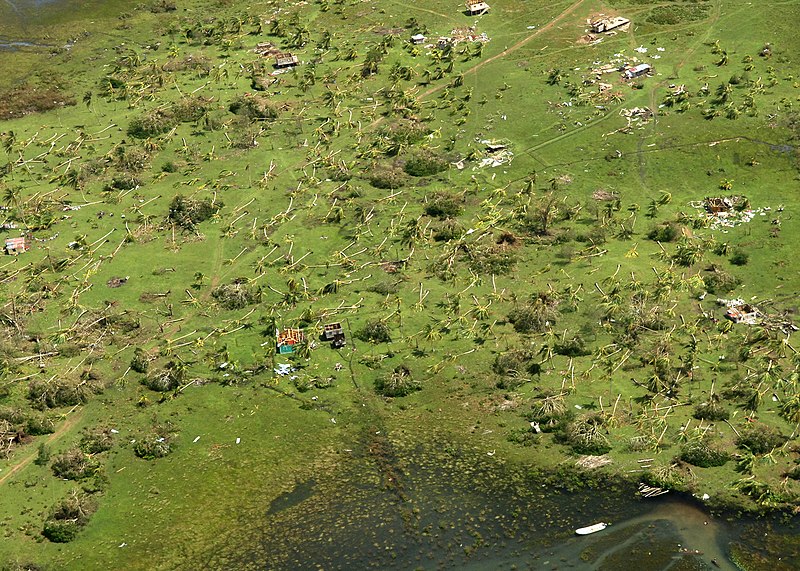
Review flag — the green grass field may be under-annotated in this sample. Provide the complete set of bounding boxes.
[0,0,799,568]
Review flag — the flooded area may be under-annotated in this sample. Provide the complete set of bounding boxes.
[190,437,798,570]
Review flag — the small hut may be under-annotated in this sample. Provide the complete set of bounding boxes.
[274,52,299,68]
[322,323,346,349]
[4,236,29,255]
[410,33,426,45]
[623,63,651,79]
[590,17,630,34]
[465,0,490,15]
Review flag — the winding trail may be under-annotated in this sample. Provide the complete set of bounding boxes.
[0,408,83,486]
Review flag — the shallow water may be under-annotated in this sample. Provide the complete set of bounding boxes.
[192,439,773,571]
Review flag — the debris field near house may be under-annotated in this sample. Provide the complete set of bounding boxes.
[478,139,513,168]
[690,195,771,230]
[253,42,283,58]
[719,298,762,325]
[716,298,797,333]
[431,27,490,50]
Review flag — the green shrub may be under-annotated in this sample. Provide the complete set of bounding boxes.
[368,165,407,189]
[356,320,392,344]
[228,94,278,121]
[42,520,80,543]
[25,414,55,436]
[134,435,172,460]
[693,401,730,421]
[647,223,680,242]
[424,192,463,219]
[51,449,100,480]
[142,361,186,392]
[79,428,114,454]
[729,249,749,266]
[703,265,740,294]
[736,423,786,454]
[680,442,729,467]
[375,365,419,397]
[42,491,97,543]
[554,335,590,357]
[404,152,449,177]
[508,295,560,333]
[130,347,149,374]
[210,279,262,310]
[168,194,222,230]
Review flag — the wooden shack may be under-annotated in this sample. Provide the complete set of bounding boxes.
[410,33,426,45]
[274,52,299,68]
[465,0,490,15]
[322,322,343,341]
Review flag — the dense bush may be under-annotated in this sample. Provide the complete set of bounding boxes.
[51,449,100,480]
[130,347,150,374]
[693,400,730,421]
[729,249,749,266]
[736,423,786,454]
[508,294,560,334]
[680,442,730,467]
[356,320,392,344]
[554,335,590,357]
[168,194,222,230]
[404,152,449,177]
[375,365,419,397]
[42,491,97,543]
[79,427,115,455]
[128,97,209,138]
[424,192,463,219]
[142,361,186,392]
[647,223,680,242]
[211,279,262,310]
[28,378,97,409]
[561,413,611,455]
[703,265,740,294]
[134,434,172,460]
[432,219,463,242]
[229,94,279,121]
[368,165,407,189]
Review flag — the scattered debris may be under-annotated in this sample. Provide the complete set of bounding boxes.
[253,42,282,57]
[592,189,619,202]
[576,455,613,469]
[690,196,768,229]
[106,276,129,288]
[274,363,296,376]
[639,482,669,498]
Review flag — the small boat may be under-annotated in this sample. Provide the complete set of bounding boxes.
[575,522,609,535]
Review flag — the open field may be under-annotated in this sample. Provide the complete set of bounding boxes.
[0,0,799,568]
